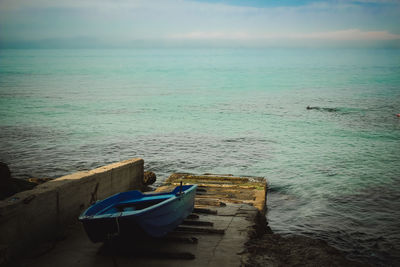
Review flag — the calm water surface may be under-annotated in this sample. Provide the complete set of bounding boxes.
[0,48,399,265]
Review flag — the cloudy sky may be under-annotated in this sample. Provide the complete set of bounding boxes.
[0,0,399,48]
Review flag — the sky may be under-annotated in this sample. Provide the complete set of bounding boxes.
[0,0,400,48]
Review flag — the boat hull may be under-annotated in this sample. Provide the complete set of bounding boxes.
[79,184,197,242]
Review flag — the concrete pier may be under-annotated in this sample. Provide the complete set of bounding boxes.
[1,164,268,266]
[164,173,267,213]
[0,158,144,263]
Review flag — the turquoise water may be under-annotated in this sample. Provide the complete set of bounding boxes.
[1,48,399,265]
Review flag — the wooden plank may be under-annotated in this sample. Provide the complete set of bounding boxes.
[195,198,226,207]
[132,251,196,260]
[182,220,214,227]
[193,208,218,215]
[162,236,198,244]
[173,182,262,190]
[187,214,200,220]
[175,226,225,235]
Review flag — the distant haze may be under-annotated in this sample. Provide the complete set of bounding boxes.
[1,0,400,48]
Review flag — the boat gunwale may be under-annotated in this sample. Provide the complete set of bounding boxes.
[79,184,197,220]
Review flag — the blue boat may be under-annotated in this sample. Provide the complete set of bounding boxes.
[79,184,197,242]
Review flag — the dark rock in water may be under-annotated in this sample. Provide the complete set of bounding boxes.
[306,106,338,112]
[0,162,12,184]
[0,162,17,200]
[143,171,156,185]
[0,162,37,200]
[0,162,12,186]
[307,105,321,110]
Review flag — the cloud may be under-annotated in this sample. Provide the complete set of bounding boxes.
[169,32,252,40]
[300,29,400,40]
[169,29,400,41]
[1,0,399,48]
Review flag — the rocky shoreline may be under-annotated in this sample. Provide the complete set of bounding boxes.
[238,208,366,267]
[244,232,366,267]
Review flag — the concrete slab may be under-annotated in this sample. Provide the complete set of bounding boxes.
[17,173,267,267]
[20,203,259,267]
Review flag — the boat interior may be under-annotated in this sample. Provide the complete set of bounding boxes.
[84,184,196,216]
[98,194,174,215]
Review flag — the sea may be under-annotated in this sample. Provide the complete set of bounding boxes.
[0,48,399,266]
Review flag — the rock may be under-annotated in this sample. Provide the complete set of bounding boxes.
[143,171,156,185]
[0,162,18,200]
[0,162,37,200]
[0,162,12,186]
[306,106,338,112]
[244,233,366,267]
